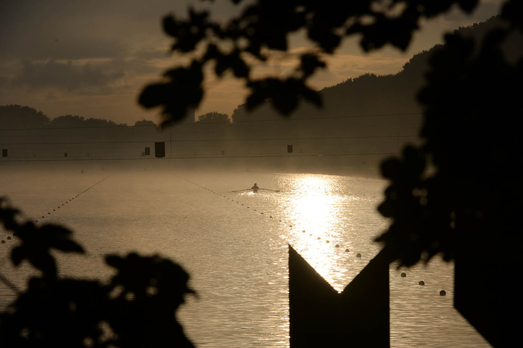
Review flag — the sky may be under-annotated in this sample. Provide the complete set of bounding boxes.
[0,0,503,125]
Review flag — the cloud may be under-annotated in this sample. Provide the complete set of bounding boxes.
[14,60,124,91]
[133,48,172,61]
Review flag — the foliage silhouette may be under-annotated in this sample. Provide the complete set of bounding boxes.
[0,198,195,348]
[138,0,482,126]
[137,1,523,346]
[375,20,522,345]
[376,24,523,267]
[138,0,522,270]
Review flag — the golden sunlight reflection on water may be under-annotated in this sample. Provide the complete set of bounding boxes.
[279,175,369,292]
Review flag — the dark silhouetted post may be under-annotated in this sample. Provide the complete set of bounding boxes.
[289,245,390,347]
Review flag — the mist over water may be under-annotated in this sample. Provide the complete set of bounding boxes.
[0,161,489,347]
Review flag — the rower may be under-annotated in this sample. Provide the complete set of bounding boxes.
[251,183,259,193]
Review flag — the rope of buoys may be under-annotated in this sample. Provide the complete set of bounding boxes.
[32,173,114,225]
[167,173,362,257]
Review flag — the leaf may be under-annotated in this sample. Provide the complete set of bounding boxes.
[458,0,479,13]
[28,252,57,276]
[52,239,85,254]
[11,246,25,266]
[300,54,326,78]
[162,15,179,38]
[138,83,171,109]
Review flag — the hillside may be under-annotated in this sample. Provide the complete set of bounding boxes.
[232,15,522,123]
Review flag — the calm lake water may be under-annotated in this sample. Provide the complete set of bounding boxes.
[0,163,490,347]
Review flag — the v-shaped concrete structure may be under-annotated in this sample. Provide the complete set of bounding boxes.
[289,246,390,347]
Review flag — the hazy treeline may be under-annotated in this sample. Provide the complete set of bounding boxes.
[3,16,520,161]
[196,112,230,124]
[0,105,142,129]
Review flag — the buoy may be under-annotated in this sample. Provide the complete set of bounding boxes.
[1,240,5,244]
[345,249,350,252]
[335,244,339,247]
[326,240,330,243]
[356,253,361,257]
[440,290,446,296]
[419,281,425,286]
[7,236,11,240]
[401,272,406,277]
[317,237,321,240]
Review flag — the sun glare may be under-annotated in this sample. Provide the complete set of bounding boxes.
[281,175,356,292]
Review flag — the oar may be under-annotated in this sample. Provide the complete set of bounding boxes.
[231,189,252,193]
[260,188,280,192]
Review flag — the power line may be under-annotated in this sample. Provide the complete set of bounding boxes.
[0,133,419,146]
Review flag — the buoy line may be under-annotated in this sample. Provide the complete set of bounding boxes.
[1,174,111,295]
[1,172,115,262]
[4,172,449,296]
[0,177,25,186]
[2,173,115,227]
[33,172,115,223]
[169,172,366,259]
[169,172,448,297]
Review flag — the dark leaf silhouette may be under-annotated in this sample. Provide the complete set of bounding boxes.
[105,253,195,348]
[139,61,204,126]
[0,199,196,347]
[300,54,326,78]
[139,0,482,124]
[246,78,321,115]
[376,19,523,269]
[6,221,83,277]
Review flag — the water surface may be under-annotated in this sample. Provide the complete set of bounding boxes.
[0,167,490,347]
